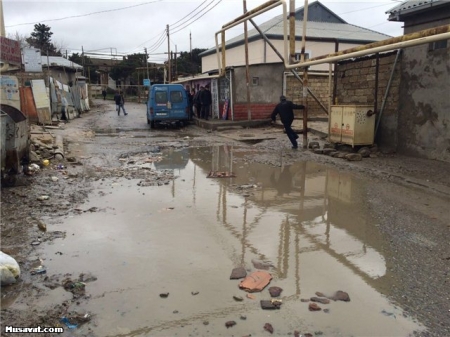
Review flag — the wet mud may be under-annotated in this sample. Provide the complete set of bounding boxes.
[1,101,449,337]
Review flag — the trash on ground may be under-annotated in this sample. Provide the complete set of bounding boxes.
[37,195,50,201]
[260,299,282,310]
[233,295,243,301]
[230,266,247,279]
[160,292,169,298]
[239,271,272,292]
[31,266,47,275]
[60,317,77,329]
[0,251,21,286]
[207,171,236,178]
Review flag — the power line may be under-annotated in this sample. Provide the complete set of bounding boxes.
[5,0,164,28]
[169,0,214,31]
[171,0,223,35]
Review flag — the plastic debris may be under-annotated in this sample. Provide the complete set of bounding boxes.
[31,266,47,275]
[0,251,21,286]
[60,317,77,329]
[37,196,50,201]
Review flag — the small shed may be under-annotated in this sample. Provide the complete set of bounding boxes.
[0,104,29,175]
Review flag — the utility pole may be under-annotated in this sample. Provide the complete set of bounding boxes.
[167,24,171,83]
[243,0,251,120]
[301,0,309,149]
[175,45,177,81]
[144,47,149,81]
[190,31,192,57]
[289,0,296,64]
[81,46,85,77]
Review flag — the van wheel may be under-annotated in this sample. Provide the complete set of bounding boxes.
[150,121,155,129]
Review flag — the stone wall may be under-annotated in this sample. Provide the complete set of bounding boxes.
[334,52,401,151]
[286,73,330,117]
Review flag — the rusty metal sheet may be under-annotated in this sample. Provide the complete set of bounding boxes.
[239,271,272,292]
[20,87,38,124]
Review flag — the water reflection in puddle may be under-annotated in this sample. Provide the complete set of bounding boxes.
[34,145,423,336]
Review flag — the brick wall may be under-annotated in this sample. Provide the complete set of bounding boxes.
[229,103,277,121]
[286,73,330,117]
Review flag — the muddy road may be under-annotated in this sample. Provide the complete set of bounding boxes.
[1,100,449,337]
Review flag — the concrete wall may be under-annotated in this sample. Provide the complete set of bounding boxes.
[334,53,401,151]
[397,8,450,162]
[231,63,284,120]
[398,43,450,161]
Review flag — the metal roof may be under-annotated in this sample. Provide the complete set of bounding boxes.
[201,6,391,56]
[386,0,445,14]
[40,56,83,70]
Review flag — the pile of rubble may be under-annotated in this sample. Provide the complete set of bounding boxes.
[309,141,379,161]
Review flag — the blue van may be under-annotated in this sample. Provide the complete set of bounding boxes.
[147,84,189,128]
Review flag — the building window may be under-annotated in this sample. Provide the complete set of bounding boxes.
[429,40,448,51]
[252,77,259,86]
[294,52,311,61]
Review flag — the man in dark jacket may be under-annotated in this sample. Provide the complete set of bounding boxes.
[271,95,305,149]
[114,91,128,116]
[200,85,212,120]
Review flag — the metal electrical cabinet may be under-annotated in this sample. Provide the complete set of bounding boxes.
[329,105,375,146]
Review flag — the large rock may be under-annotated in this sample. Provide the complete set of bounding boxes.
[0,251,21,286]
[345,153,362,161]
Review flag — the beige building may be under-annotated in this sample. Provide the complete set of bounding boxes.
[197,1,392,120]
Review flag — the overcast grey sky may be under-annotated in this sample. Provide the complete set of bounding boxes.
[3,0,404,62]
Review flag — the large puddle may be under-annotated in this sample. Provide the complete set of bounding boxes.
[27,146,424,336]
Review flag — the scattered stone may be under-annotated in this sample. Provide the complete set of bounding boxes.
[323,143,335,149]
[264,323,274,334]
[36,220,47,232]
[304,333,313,337]
[310,297,330,304]
[173,310,178,314]
[51,176,59,182]
[203,321,209,325]
[240,315,247,320]
[260,299,282,310]
[315,291,325,297]
[159,293,169,298]
[331,290,350,302]
[225,321,236,328]
[313,148,323,154]
[323,148,335,156]
[308,141,320,149]
[330,151,340,157]
[246,293,255,299]
[358,147,371,158]
[345,153,362,161]
[300,298,309,302]
[239,271,272,292]
[268,286,283,297]
[230,266,247,279]
[66,157,77,162]
[336,152,347,158]
[323,309,330,313]
[233,295,244,302]
[370,153,378,158]
[191,291,199,295]
[251,259,274,270]
[309,302,322,311]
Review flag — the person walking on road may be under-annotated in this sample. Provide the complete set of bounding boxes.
[61,94,69,123]
[271,95,305,149]
[200,85,212,120]
[114,91,128,116]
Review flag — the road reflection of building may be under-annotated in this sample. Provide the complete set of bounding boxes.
[189,145,387,297]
